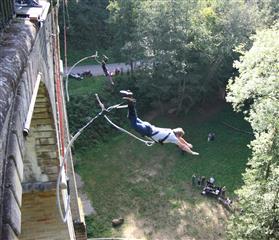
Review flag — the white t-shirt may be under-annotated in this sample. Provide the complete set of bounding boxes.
[150,127,179,144]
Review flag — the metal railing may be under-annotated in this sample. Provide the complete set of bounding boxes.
[0,0,14,31]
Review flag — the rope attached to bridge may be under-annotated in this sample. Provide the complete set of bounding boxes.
[104,115,155,146]
[57,94,155,223]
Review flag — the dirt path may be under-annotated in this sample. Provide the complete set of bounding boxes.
[67,63,131,76]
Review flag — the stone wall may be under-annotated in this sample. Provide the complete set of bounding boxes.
[20,191,71,240]
[0,4,86,240]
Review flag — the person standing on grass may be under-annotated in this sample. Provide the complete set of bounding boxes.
[120,90,199,156]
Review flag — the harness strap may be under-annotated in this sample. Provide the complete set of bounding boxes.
[159,132,171,144]
[150,131,171,145]
[151,131,159,136]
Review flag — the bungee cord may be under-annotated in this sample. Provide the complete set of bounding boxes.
[57,94,155,223]
[56,97,106,223]
[65,52,99,102]
[104,115,155,146]
[65,53,116,102]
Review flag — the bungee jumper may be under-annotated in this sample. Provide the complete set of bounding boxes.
[120,90,200,155]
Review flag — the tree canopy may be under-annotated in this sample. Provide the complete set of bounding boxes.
[107,0,266,113]
[226,25,279,240]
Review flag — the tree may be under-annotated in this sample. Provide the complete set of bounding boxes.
[107,0,142,62]
[226,25,279,240]
[60,0,111,58]
[128,0,262,113]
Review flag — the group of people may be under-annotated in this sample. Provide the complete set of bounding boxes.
[69,70,93,80]
[192,174,233,210]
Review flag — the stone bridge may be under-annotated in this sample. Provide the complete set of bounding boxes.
[0,1,86,239]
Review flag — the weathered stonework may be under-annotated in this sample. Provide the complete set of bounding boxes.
[0,20,36,131]
[0,5,87,240]
[20,191,72,240]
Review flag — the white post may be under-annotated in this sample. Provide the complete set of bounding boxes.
[23,72,42,136]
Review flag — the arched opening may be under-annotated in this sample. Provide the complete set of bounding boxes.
[20,81,71,240]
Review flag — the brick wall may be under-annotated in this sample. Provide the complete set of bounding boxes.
[23,82,58,183]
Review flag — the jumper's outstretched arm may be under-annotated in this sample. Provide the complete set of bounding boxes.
[177,138,199,155]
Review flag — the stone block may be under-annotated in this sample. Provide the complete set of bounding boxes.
[39,137,56,145]
[7,133,24,181]
[3,188,21,236]
[13,95,26,128]
[10,112,25,153]
[21,71,32,104]
[33,112,51,119]
[2,224,19,240]
[74,221,87,240]
[6,159,22,206]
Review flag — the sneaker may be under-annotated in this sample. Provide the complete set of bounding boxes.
[192,151,199,156]
[120,90,133,97]
[102,55,109,63]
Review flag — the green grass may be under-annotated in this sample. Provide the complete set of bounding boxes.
[74,107,252,238]
[68,75,107,97]
[69,75,253,239]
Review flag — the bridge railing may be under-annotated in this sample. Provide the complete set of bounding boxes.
[0,0,14,31]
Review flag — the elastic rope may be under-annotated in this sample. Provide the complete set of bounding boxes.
[57,108,104,223]
[95,94,154,146]
[65,52,98,102]
[57,95,154,223]
[104,115,155,147]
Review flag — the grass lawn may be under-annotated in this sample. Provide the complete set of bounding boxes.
[69,75,252,239]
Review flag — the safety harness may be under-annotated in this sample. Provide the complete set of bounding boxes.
[150,131,171,145]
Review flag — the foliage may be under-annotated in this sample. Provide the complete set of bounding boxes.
[59,0,113,65]
[61,0,277,112]
[226,25,279,240]
[107,0,264,114]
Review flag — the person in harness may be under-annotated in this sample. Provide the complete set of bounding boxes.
[120,90,199,155]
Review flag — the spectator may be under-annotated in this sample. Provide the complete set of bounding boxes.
[192,174,196,187]
[208,132,215,142]
[197,176,201,186]
[201,176,206,187]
